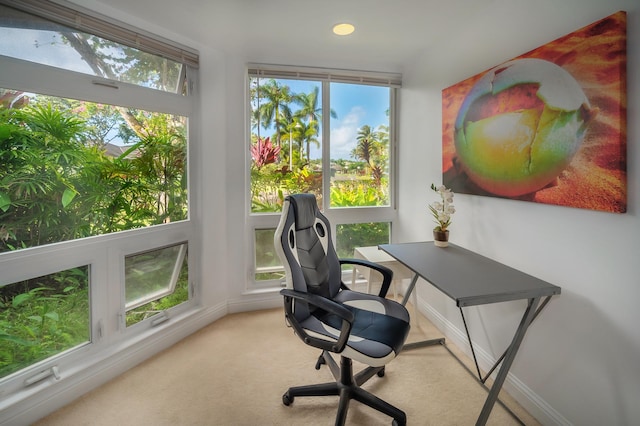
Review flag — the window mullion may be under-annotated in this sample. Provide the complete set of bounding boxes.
[0,56,191,115]
[248,67,399,287]
[322,80,331,211]
[390,87,399,210]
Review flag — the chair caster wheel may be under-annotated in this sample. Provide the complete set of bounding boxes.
[377,367,385,377]
[282,392,294,406]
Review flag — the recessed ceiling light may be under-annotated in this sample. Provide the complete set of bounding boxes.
[333,23,355,36]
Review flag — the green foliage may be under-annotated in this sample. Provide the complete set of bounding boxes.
[0,267,90,379]
[330,178,389,207]
[0,191,10,212]
[250,78,390,211]
[0,105,103,250]
[23,103,85,141]
[250,164,322,212]
[0,97,187,253]
[335,222,390,259]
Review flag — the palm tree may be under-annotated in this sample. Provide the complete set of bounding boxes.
[353,125,376,164]
[249,78,261,139]
[352,125,386,185]
[295,121,320,164]
[294,86,337,161]
[276,114,296,170]
[255,79,293,149]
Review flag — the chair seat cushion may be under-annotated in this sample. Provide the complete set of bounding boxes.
[334,289,410,322]
[300,290,410,367]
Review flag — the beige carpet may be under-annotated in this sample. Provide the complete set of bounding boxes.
[35,307,540,426]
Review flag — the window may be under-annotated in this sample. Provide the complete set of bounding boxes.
[247,66,400,286]
[329,83,391,208]
[0,0,198,399]
[254,229,284,281]
[249,78,323,212]
[0,2,197,93]
[0,89,188,253]
[0,266,90,380]
[125,243,189,327]
[335,222,390,258]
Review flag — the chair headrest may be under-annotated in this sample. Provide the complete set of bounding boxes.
[288,194,319,231]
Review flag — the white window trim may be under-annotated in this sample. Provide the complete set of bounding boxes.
[248,63,401,87]
[0,45,200,417]
[0,56,192,116]
[245,64,401,290]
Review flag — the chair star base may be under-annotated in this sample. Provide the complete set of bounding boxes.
[282,352,406,426]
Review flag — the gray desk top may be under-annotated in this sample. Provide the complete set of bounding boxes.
[379,242,561,307]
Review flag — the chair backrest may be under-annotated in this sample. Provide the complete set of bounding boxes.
[274,194,343,320]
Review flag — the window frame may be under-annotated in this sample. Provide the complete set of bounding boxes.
[124,242,188,312]
[0,0,199,69]
[246,65,401,289]
[0,3,200,403]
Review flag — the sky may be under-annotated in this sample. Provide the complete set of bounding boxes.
[255,79,390,160]
[0,28,93,74]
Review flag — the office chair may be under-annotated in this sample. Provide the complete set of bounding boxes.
[274,193,411,426]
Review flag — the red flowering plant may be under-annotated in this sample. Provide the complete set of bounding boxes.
[250,136,280,169]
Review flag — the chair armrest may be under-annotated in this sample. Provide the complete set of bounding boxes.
[340,258,394,298]
[280,288,354,353]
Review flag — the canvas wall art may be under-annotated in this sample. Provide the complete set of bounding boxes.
[442,11,627,213]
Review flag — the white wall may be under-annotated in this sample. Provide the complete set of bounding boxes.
[199,46,233,307]
[398,0,640,424]
[34,0,639,424]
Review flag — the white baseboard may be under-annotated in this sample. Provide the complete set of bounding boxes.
[1,303,228,426]
[228,290,282,313]
[416,295,571,426]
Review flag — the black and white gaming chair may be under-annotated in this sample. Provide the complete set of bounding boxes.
[274,193,411,426]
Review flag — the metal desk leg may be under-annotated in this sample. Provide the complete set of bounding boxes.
[401,273,445,350]
[401,273,419,306]
[469,296,553,384]
[475,296,541,426]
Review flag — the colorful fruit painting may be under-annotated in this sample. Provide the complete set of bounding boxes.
[442,11,626,213]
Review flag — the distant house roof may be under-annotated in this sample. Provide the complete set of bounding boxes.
[103,143,138,158]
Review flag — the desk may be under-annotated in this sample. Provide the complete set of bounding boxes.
[379,242,561,426]
[351,246,414,299]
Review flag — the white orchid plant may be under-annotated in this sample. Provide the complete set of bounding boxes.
[429,183,455,232]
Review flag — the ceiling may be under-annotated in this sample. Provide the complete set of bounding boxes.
[70,0,613,77]
[71,0,505,72]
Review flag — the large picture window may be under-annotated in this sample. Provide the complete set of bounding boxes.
[0,0,198,401]
[0,88,188,253]
[247,66,400,285]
